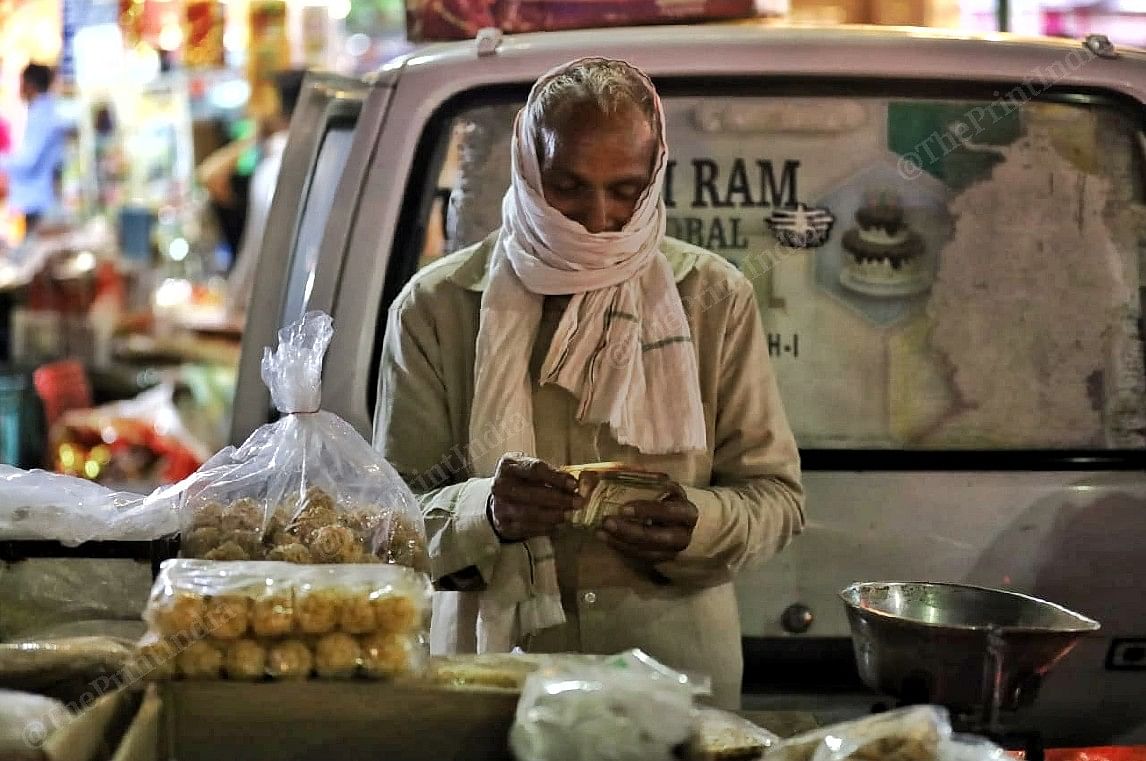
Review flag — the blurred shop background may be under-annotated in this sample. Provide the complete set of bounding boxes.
[0,0,1141,493]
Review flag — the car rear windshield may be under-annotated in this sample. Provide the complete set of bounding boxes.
[407,90,1146,452]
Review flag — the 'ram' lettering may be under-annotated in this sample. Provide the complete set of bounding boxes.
[691,159,729,208]
[680,158,801,209]
[758,160,799,208]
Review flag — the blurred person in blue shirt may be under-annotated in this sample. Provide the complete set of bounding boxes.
[1,64,67,234]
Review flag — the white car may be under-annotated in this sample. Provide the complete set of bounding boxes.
[233,24,1146,744]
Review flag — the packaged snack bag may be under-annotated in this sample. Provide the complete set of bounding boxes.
[177,312,428,572]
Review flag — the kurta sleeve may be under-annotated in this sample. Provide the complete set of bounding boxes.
[374,284,501,589]
[656,279,805,586]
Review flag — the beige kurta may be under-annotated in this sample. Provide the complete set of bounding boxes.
[375,232,805,708]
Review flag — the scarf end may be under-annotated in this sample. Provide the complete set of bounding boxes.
[610,427,708,457]
[518,594,566,637]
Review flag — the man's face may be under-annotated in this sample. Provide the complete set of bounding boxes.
[539,103,657,235]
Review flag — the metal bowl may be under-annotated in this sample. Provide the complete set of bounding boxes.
[839,582,1100,720]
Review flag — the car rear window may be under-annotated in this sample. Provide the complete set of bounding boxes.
[409,90,1146,452]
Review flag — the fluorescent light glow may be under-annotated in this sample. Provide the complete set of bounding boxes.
[169,238,190,262]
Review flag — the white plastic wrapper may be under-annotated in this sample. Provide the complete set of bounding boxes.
[510,649,701,761]
[173,312,429,570]
[0,465,177,545]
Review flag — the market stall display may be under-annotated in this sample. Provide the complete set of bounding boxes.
[174,312,428,571]
[138,559,431,681]
[51,384,210,486]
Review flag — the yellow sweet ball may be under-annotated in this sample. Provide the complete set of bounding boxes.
[359,632,411,678]
[338,594,377,635]
[177,640,224,679]
[225,639,268,681]
[152,592,207,637]
[315,633,361,678]
[373,594,421,635]
[294,589,341,635]
[204,595,250,640]
[251,593,294,638]
[267,640,313,680]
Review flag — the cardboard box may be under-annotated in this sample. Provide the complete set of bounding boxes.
[158,681,520,761]
[40,688,143,761]
[406,0,758,42]
[148,680,821,761]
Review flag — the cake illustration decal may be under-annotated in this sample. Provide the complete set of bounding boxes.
[839,190,931,297]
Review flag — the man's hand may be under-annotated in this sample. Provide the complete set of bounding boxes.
[488,453,582,542]
[598,483,698,563]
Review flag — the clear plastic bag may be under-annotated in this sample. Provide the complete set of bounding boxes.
[174,312,428,571]
[509,649,701,761]
[763,706,952,761]
[430,650,712,695]
[0,558,154,642]
[0,465,177,544]
[138,558,431,682]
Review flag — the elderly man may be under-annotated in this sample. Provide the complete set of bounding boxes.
[376,57,804,708]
